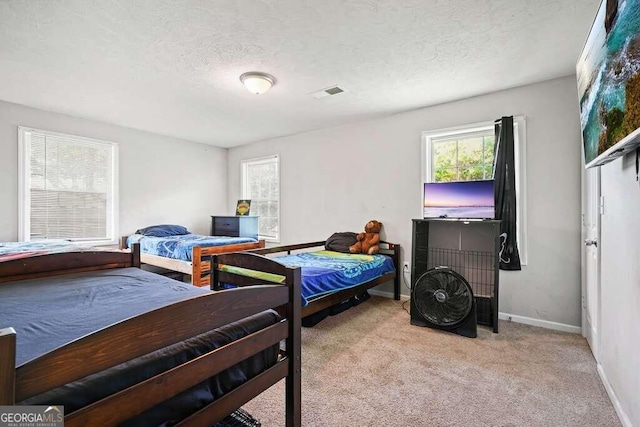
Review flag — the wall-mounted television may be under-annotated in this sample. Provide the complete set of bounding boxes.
[423,180,495,220]
[577,0,640,168]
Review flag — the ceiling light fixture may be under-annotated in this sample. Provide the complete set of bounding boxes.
[240,72,276,95]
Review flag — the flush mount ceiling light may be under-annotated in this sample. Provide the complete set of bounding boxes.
[240,72,276,95]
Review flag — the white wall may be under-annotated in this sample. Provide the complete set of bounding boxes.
[228,76,583,327]
[599,154,640,426]
[0,100,228,241]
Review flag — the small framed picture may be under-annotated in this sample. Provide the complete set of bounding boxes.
[235,199,251,216]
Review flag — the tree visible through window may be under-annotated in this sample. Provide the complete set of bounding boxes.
[241,155,279,241]
[432,133,495,182]
[422,118,527,265]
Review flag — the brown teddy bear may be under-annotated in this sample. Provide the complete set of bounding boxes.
[349,220,383,255]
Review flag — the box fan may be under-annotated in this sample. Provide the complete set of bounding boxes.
[410,267,477,338]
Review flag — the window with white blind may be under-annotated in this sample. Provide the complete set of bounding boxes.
[241,155,280,242]
[18,127,119,245]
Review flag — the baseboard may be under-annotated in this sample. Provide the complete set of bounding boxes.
[597,364,633,427]
[371,293,581,333]
[498,312,581,334]
[368,289,409,301]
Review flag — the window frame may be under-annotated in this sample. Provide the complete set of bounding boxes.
[422,117,528,265]
[427,128,497,182]
[240,154,280,243]
[18,126,120,246]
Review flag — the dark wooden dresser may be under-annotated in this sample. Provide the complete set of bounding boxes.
[210,215,259,240]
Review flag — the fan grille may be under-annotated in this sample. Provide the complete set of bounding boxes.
[413,268,473,327]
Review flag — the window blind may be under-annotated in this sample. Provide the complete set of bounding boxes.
[25,130,115,241]
[242,156,279,240]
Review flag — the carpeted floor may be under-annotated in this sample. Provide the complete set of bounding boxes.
[243,296,619,427]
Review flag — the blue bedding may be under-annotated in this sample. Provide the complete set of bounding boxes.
[127,234,258,261]
[276,250,395,305]
[0,240,80,261]
[1,268,279,426]
[2,268,212,365]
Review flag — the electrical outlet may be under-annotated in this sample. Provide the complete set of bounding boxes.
[403,262,410,271]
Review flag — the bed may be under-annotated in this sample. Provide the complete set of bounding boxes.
[0,240,88,261]
[0,244,301,426]
[121,233,266,287]
[213,241,400,318]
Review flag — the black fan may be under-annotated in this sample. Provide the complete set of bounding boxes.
[410,267,477,338]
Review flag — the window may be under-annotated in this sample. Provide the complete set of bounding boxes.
[241,155,280,241]
[422,118,527,264]
[18,127,119,245]
[429,130,495,182]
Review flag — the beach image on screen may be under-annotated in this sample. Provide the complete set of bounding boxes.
[423,180,495,219]
[576,0,640,165]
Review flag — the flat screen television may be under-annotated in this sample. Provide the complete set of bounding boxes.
[423,180,495,220]
[577,0,640,168]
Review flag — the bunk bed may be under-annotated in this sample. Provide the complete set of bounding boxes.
[0,244,301,427]
[213,241,400,319]
[121,234,266,287]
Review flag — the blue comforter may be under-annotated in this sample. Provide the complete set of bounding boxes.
[127,234,258,261]
[0,240,80,261]
[276,250,395,305]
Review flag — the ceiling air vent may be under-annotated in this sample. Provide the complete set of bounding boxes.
[310,85,346,99]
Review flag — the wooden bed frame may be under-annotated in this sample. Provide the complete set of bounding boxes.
[0,244,301,427]
[214,241,400,318]
[120,236,266,287]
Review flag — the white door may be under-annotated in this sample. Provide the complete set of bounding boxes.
[582,167,601,360]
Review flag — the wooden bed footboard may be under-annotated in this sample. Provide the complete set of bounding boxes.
[120,236,266,287]
[0,244,301,427]
[191,240,265,287]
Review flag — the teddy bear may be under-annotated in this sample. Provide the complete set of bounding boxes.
[349,220,383,255]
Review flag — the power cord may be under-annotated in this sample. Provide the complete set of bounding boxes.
[402,264,412,291]
[401,263,411,315]
[402,299,410,314]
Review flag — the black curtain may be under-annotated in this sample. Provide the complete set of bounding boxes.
[494,116,521,270]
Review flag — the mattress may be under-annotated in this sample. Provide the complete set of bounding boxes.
[221,250,396,305]
[127,234,258,261]
[0,268,280,426]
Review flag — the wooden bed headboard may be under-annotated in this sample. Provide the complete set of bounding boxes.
[0,244,141,283]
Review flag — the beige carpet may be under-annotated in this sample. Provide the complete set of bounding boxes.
[243,296,619,427]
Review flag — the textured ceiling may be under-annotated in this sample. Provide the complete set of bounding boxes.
[0,0,600,147]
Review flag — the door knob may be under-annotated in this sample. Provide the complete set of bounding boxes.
[585,239,598,247]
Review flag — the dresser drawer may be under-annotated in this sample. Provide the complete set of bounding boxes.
[211,215,258,239]
[214,217,239,229]
[213,218,239,236]
[214,224,239,236]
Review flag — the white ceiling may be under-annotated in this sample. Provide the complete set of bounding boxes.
[0,0,600,147]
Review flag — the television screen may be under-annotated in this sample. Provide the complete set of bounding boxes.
[423,180,495,219]
[577,0,640,168]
